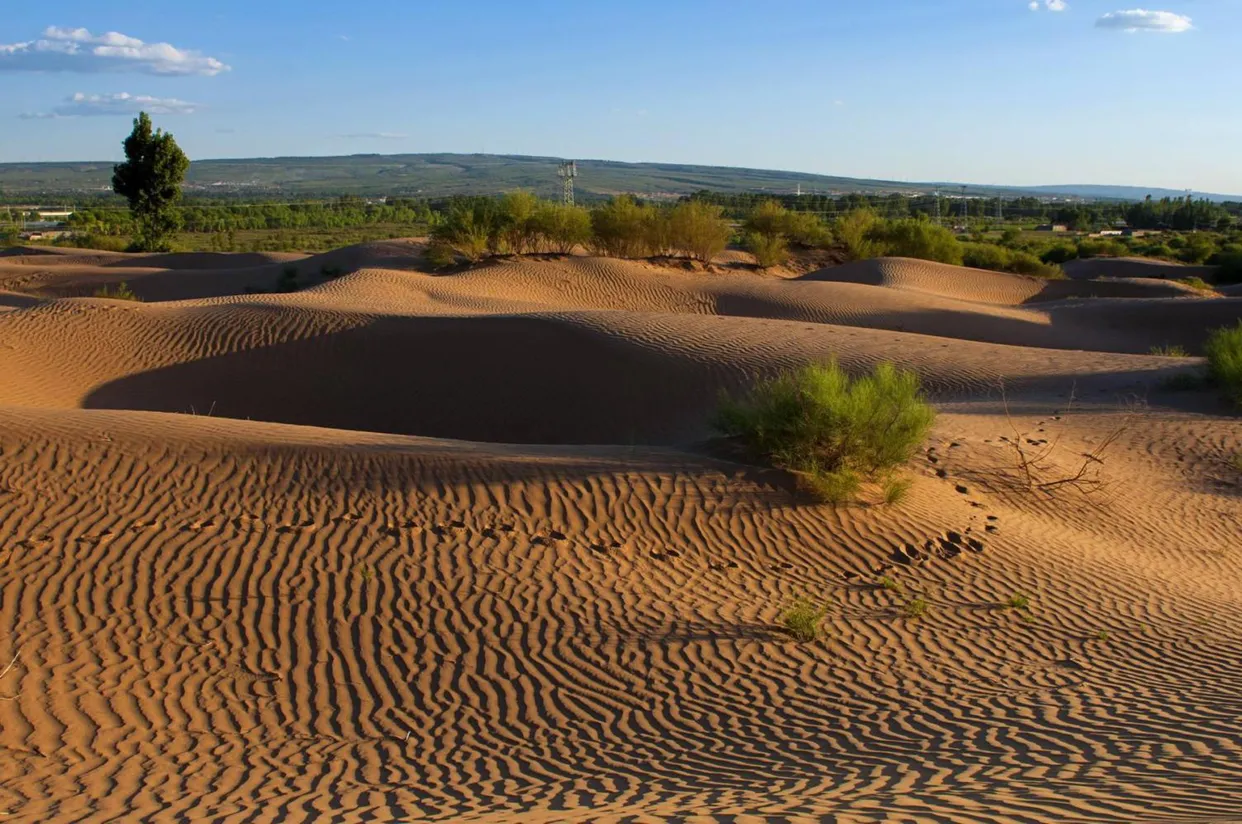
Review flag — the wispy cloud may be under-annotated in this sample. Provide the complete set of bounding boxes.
[1096,9,1192,32]
[1028,1,1068,11]
[0,26,229,75]
[20,92,199,119]
[338,132,409,140]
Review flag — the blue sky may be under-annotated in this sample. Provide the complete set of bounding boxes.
[2,0,1238,192]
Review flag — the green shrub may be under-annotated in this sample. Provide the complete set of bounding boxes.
[868,218,963,265]
[276,266,300,293]
[431,203,492,261]
[1077,239,1127,259]
[1205,321,1242,408]
[780,597,830,642]
[667,200,731,263]
[961,242,1011,271]
[1041,242,1079,265]
[836,208,883,261]
[92,281,141,301]
[590,195,657,258]
[1177,233,1218,265]
[1177,276,1215,293]
[902,597,930,620]
[714,361,937,503]
[1150,344,1189,357]
[497,190,541,254]
[743,200,831,248]
[1004,594,1031,611]
[424,241,457,269]
[745,232,789,268]
[529,202,592,254]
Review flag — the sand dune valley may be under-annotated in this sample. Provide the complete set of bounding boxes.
[1,241,1241,823]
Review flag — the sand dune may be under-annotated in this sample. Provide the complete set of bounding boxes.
[1,243,1240,821]
[1063,255,1219,283]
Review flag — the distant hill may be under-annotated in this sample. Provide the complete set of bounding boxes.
[1,152,1236,203]
[1023,184,1240,203]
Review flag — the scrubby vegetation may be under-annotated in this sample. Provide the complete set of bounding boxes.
[92,282,141,301]
[714,361,937,504]
[1150,344,1189,357]
[780,597,830,642]
[1205,322,1242,409]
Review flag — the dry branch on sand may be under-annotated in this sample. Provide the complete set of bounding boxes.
[996,382,1137,500]
[0,648,20,701]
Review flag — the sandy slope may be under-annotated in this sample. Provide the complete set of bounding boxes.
[1062,256,1219,283]
[1,244,1240,822]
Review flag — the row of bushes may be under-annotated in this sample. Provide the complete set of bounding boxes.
[428,193,734,266]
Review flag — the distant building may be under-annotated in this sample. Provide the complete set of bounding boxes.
[1034,223,1070,233]
[36,210,74,221]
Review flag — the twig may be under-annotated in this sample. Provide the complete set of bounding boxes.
[0,648,20,701]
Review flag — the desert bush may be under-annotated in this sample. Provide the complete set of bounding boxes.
[783,210,832,247]
[1178,276,1215,293]
[1041,242,1079,265]
[882,476,913,506]
[745,232,790,268]
[868,218,963,265]
[529,202,592,254]
[1205,321,1242,408]
[714,361,937,503]
[1211,249,1242,285]
[590,195,656,258]
[92,281,141,301]
[743,200,789,239]
[902,597,930,620]
[961,242,1010,271]
[1150,344,1189,357]
[1177,232,1218,265]
[276,266,300,293]
[494,191,541,254]
[667,200,731,263]
[431,203,493,261]
[835,208,883,260]
[780,597,830,642]
[1004,594,1031,611]
[71,233,130,252]
[424,241,457,268]
[1077,238,1127,259]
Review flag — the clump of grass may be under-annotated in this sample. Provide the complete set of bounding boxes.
[276,266,300,293]
[902,597,930,620]
[1177,276,1215,293]
[1205,321,1242,409]
[780,597,830,642]
[355,564,374,584]
[1150,344,1189,357]
[1004,593,1031,611]
[92,281,141,301]
[880,576,905,595]
[1095,629,1110,642]
[881,476,913,507]
[715,361,936,504]
[1228,453,1242,472]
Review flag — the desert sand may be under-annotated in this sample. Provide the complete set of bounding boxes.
[0,244,1240,822]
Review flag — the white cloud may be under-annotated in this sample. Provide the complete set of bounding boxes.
[0,26,229,75]
[339,132,409,140]
[1096,9,1192,32]
[1030,1,1068,11]
[20,92,199,119]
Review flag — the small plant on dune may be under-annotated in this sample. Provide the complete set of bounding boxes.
[320,265,343,279]
[880,576,905,595]
[1205,321,1242,410]
[1228,453,1242,472]
[714,361,937,504]
[355,564,375,584]
[1094,629,1110,642]
[1150,344,1189,357]
[1004,593,1031,611]
[275,266,300,293]
[780,596,830,642]
[92,281,141,301]
[1178,276,1216,293]
[881,476,913,507]
[902,597,930,620]
[745,232,790,268]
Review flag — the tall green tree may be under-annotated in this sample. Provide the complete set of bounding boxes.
[111,112,190,252]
